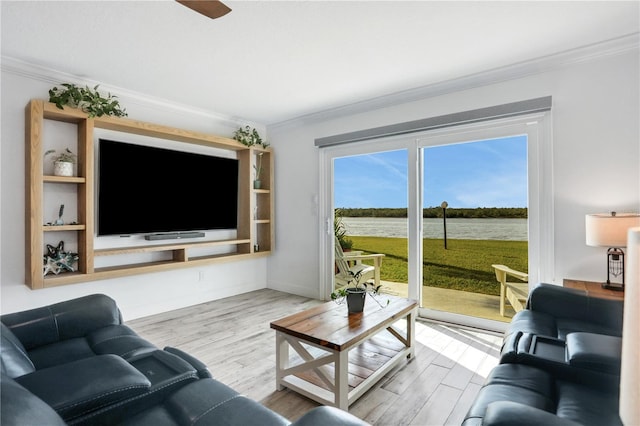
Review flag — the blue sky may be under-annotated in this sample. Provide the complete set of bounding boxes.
[334,135,528,208]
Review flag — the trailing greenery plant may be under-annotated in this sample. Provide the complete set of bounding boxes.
[334,208,353,249]
[48,83,127,118]
[44,148,77,164]
[233,125,269,148]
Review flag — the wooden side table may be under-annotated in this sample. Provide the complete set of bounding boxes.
[563,279,625,301]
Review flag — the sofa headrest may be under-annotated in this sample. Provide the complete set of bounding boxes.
[1,294,122,350]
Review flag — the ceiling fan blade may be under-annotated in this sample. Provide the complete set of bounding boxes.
[177,0,231,20]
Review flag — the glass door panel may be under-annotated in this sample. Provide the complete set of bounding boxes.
[421,136,529,322]
[333,150,409,299]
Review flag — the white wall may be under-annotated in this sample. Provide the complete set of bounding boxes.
[267,48,640,298]
[0,64,268,320]
[2,45,638,320]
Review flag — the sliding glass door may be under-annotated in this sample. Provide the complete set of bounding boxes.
[319,113,552,332]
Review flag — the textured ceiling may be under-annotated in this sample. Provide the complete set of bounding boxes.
[2,1,639,124]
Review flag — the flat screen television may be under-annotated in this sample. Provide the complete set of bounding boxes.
[98,139,238,236]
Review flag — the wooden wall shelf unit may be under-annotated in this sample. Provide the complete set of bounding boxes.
[26,99,274,289]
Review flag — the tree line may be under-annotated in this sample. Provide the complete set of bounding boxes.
[336,207,528,219]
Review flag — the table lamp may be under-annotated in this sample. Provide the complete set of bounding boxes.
[585,212,640,291]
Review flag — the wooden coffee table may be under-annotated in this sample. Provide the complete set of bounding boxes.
[270,295,418,410]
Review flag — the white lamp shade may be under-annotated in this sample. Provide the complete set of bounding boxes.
[620,227,640,425]
[585,213,640,247]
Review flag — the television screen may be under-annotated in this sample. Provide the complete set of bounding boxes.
[98,139,238,236]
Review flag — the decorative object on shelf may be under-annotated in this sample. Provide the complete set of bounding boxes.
[254,243,259,252]
[232,125,269,148]
[44,148,77,176]
[585,211,640,291]
[331,270,388,314]
[42,240,79,276]
[48,83,127,118]
[253,152,264,189]
[54,204,65,225]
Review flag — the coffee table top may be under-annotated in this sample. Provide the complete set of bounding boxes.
[270,295,417,351]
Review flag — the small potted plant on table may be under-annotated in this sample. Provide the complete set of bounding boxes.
[331,270,388,314]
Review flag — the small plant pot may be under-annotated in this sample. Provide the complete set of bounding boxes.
[253,180,262,189]
[53,161,74,177]
[346,288,366,314]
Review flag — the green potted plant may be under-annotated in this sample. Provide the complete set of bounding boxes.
[48,83,127,118]
[330,270,388,314]
[44,148,77,177]
[233,125,270,148]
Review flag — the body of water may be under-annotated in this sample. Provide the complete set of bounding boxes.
[342,217,527,241]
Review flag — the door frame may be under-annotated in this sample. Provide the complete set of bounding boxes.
[319,112,553,332]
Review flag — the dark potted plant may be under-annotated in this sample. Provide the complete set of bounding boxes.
[330,270,388,314]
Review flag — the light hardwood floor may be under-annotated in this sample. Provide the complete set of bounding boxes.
[127,289,502,426]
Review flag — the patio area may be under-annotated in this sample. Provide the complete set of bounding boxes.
[378,280,516,322]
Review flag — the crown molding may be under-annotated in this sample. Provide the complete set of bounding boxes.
[270,33,639,130]
[0,56,254,130]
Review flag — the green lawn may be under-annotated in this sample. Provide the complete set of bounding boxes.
[349,236,528,296]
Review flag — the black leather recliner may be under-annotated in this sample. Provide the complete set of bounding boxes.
[0,294,368,426]
[462,284,624,426]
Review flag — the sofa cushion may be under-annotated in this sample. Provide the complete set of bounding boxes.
[464,364,556,423]
[0,323,35,378]
[89,324,157,359]
[15,354,151,422]
[120,378,289,426]
[28,337,95,369]
[555,381,621,425]
[463,363,622,426]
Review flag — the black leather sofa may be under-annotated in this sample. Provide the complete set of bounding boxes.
[463,284,624,426]
[0,294,368,426]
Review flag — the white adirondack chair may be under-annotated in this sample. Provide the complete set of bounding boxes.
[492,264,529,316]
[335,237,384,288]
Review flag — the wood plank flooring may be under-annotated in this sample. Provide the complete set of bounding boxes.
[126,289,502,425]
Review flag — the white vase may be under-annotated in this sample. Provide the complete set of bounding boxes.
[54,161,73,177]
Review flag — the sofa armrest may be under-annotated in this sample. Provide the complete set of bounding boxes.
[1,294,122,350]
[482,401,581,426]
[15,354,150,421]
[528,284,623,332]
[164,346,212,378]
[291,406,370,426]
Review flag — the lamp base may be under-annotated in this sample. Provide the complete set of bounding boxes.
[601,281,625,292]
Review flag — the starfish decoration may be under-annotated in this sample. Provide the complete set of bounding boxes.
[43,240,79,276]
[46,241,64,258]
